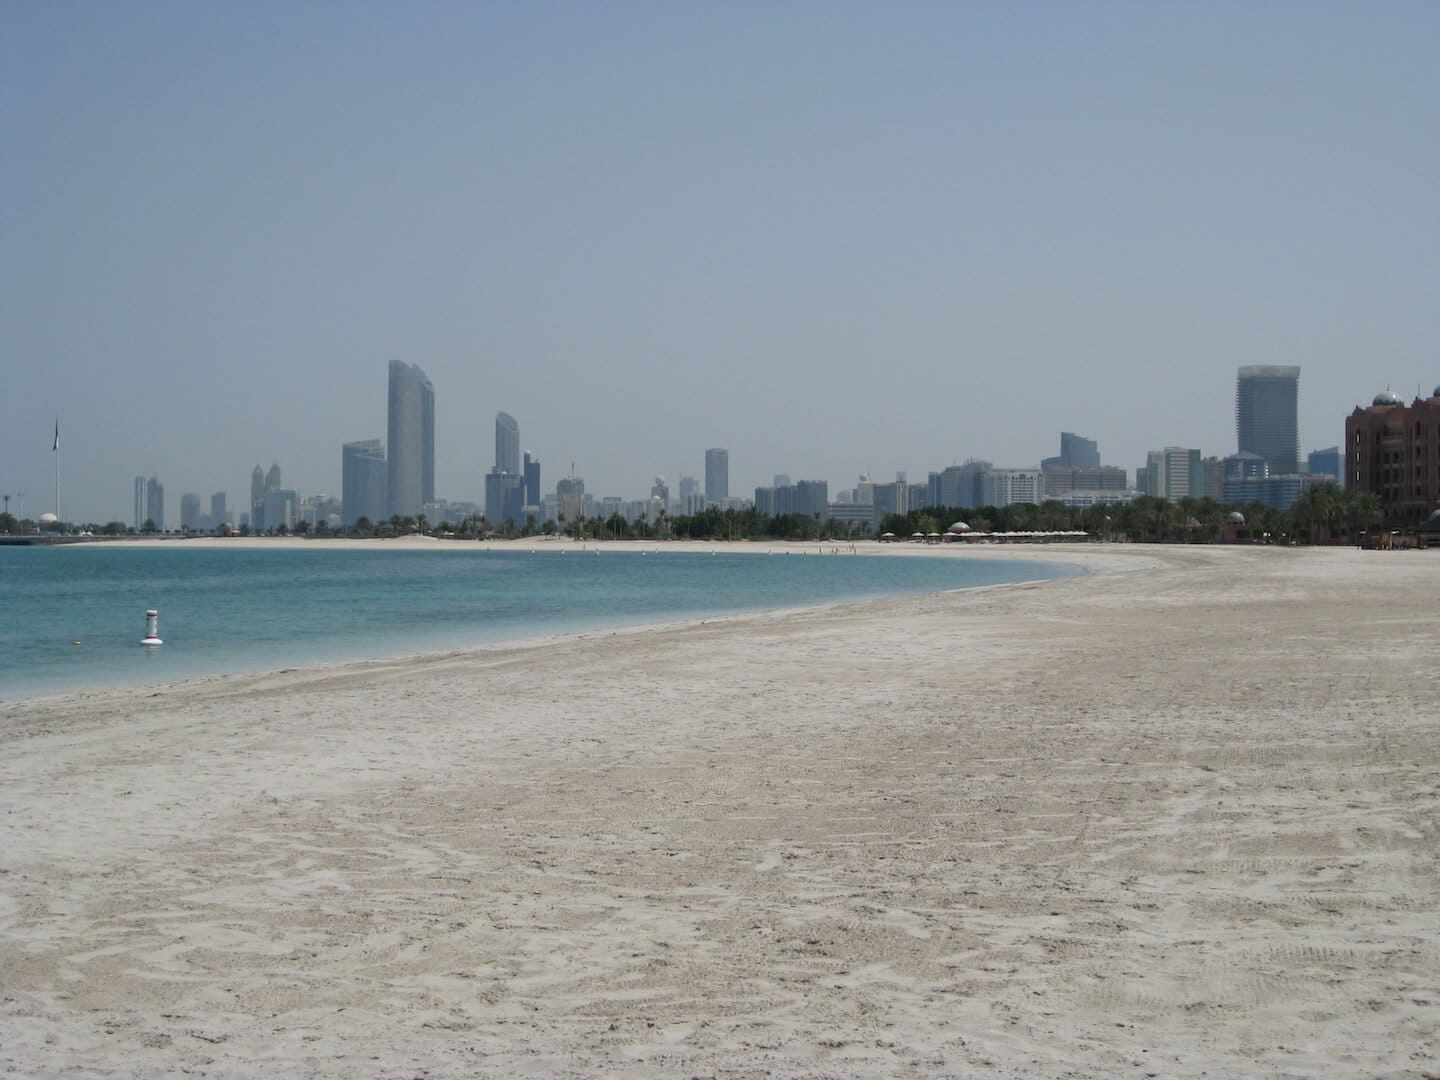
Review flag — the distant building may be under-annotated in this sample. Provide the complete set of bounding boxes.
[494,412,520,476]
[826,503,874,532]
[249,463,281,532]
[555,474,587,526]
[1142,447,1203,502]
[754,480,828,519]
[1041,465,1128,495]
[932,460,991,509]
[980,468,1044,507]
[485,471,524,526]
[342,439,387,527]
[1237,365,1300,476]
[705,448,729,503]
[301,494,342,530]
[1345,385,1440,526]
[871,480,909,523]
[387,360,435,519]
[1223,473,1315,512]
[145,475,164,531]
[1201,456,1225,502]
[180,493,203,532]
[1041,431,1101,470]
[263,488,298,531]
[1307,446,1342,483]
[1223,451,1267,482]
[210,491,227,529]
[794,480,828,518]
[1051,489,1137,509]
[250,465,265,532]
[523,451,541,508]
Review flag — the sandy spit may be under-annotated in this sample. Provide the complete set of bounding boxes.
[1,544,1437,1078]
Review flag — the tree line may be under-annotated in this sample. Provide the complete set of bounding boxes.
[0,482,1390,545]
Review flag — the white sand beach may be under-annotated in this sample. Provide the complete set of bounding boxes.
[1,544,1437,1077]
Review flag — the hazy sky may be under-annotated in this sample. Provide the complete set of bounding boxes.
[4,2,1438,523]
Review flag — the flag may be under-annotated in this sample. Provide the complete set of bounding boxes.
[52,418,59,452]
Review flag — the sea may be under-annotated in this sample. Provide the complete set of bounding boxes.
[0,544,1082,700]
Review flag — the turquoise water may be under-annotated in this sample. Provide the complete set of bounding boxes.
[0,544,1080,700]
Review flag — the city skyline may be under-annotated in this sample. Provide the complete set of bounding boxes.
[4,5,1437,523]
[29,363,1440,529]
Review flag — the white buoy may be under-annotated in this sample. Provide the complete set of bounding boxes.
[140,609,163,646]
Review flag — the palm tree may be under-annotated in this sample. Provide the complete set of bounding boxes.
[1348,491,1382,544]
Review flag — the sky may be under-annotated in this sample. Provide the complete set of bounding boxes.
[4,1,1438,523]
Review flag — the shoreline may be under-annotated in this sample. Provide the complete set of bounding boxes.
[3,544,1436,1076]
[4,541,1140,711]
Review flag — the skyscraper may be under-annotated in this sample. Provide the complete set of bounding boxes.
[250,465,265,532]
[145,475,164,532]
[1060,432,1100,468]
[180,493,202,531]
[1237,366,1300,476]
[342,439,388,527]
[250,463,281,532]
[387,360,435,519]
[705,448,729,503]
[494,412,520,476]
[1143,447,1204,501]
[134,476,147,531]
[523,451,541,508]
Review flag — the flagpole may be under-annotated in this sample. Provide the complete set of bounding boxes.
[53,417,60,526]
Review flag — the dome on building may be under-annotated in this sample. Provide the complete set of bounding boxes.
[1373,388,1403,406]
[38,513,58,524]
[946,521,971,533]
[1227,511,1246,524]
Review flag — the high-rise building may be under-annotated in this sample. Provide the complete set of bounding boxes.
[210,492,227,529]
[1307,446,1342,483]
[387,360,435,519]
[523,451,541,508]
[180,493,203,532]
[1040,466,1128,495]
[146,475,165,532]
[494,412,520,477]
[263,489,298,531]
[932,460,992,509]
[1237,366,1300,476]
[484,471,524,525]
[705,448,729,503]
[1144,447,1204,502]
[342,439,388,527]
[250,463,281,532]
[133,476,147,531]
[485,412,523,524]
[980,468,1045,507]
[1042,432,1101,470]
[250,465,265,532]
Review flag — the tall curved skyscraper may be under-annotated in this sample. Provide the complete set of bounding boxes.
[387,360,435,518]
[494,412,520,476]
[1236,366,1300,476]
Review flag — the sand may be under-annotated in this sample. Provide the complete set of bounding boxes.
[1,543,1437,1078]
